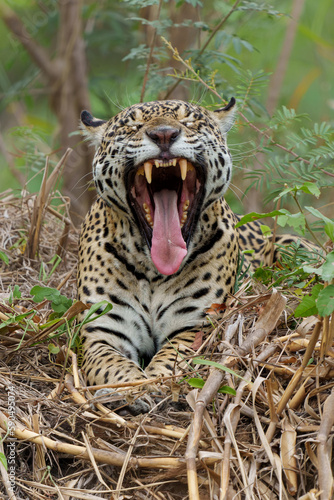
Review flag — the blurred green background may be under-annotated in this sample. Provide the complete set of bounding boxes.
[0,0,333,222]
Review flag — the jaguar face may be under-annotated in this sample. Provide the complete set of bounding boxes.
[81,99,236,275]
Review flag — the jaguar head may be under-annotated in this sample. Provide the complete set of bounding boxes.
[80,99,236,275]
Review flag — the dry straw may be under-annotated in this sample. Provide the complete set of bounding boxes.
[0,156,333,499]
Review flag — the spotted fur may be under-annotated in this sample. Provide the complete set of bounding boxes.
[77,99,311,388]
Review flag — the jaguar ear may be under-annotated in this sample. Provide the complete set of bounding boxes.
[213,97,236,135]
[80,110,108,147]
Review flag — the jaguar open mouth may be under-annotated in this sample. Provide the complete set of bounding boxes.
[128,158,204,275]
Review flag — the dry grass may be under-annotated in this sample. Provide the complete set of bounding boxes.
[0,176,333,499]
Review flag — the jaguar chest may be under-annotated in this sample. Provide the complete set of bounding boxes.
[78,198,238,356]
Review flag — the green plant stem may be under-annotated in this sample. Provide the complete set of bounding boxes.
[163,0,241,100]
[292,193,326,251]
[198,0,241,57]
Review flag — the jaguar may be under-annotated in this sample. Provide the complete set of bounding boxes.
[77,98,308,396]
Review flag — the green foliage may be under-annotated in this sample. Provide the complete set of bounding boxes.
[0,251,9,265]
[243,182,334,319]
[192,357,245,380]
[48,343,60,354]
[294,284,323,318]
[9,284,21,303]
[317,286,334,317]
[245,114,334,200]
[235,250,252,293]
[30,286,73,315]
[303,251,334,281]
[186,357,243,397]
[0,284,113,356]
[187,377,236,395]
[253,240,320,288]
[0,451,7,470]
[39,255,62,283]
[79,300,113,327]
[236,210,283,228]
[235,69,269,112]
[305,207,334,242]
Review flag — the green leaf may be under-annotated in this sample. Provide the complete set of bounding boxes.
[275,185,297,198]
[324,222,334,242]
[235,210,283,228]
[50,295,73,314]
[30,286,72,314]
[294,284,324,318]
[218,385,237,395]
[40,318,62,329]
[187,377,205,389]
[13,285,21,299]
[275,182,320,200]
[277,210,306,233]
[30,286,60,303]
[193,357,244,379]
[316,285,334,317]
[253,267,273,283]
[321,251,334,282]
[187,378,236,395]
[0,251,9,266]
[302,264,323,276]
[48,343,60,354]
[260,224,271,237]
[80,300,113,327]
[303,252,334,281]
[0,452,7,470]
[241,249,255,255]
[305,206,334,242]
[305,206,333,224]
[311,284,324,298]
[298,182,321,197]
[294,295,318,318]
[0,310,38,329]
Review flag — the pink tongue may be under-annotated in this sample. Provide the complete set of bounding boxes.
[151,190,187,275]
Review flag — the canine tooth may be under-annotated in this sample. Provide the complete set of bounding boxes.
[144,162,152,184]
[179,159,187,181]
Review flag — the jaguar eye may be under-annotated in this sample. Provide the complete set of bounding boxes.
[131,124,143,131]
[180,119,195,129]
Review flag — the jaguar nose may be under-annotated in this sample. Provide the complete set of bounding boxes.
[146,126,181,147]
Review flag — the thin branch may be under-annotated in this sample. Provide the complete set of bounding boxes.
[140,0,163,103]
[198,0,241,57]
[185,290,286,498]
[292,193,326,250]
[163,39,326,173]
[163,0,241,100]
